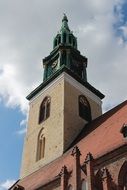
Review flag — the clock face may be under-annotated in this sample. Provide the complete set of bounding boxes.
[52,59,58,69]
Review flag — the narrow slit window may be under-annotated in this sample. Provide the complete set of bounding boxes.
[58,36,61,44]
[55,39,57,47]
[69,35,72,44]
[63,33,66,43]
[73,39,75,47]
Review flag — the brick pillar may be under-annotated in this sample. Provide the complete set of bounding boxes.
[83,152,94,190]
[101,167,112,190]
[59,165,68,190]
[71,146,81,190]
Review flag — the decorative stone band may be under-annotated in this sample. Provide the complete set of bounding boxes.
[29,71,103,106]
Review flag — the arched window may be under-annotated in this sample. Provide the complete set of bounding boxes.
[63,33,66,43]
[68,185,73,190]
[79,95,91,122]
[58,36,61,44]
[39,96,51,124]
[124,173,127,190]
[36,129,45,161]
[55,39,57,47]
[118,161,127,190]
[81,180,88,190]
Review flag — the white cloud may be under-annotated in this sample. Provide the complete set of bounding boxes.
[15,119,27,135]
[16,128,27,135]
[76,0,127,111]
[0,0,126,115]
[20,119,27,127]
[0,179,16,190]
[120,24,127,39]
[0,0,127,186]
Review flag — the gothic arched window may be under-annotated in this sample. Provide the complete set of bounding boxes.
[36,129,45,161]
[118,161,127,190]
[68,185,73,190]
[79,95,92,122]
[39,96,51,124]
[123,173,127,190]
[81,180,88,190]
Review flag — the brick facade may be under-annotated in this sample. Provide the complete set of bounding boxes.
[9,16,127,190]
[10,101,127,190]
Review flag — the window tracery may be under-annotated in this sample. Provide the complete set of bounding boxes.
[39,96,51,124]
[79,95,91,122]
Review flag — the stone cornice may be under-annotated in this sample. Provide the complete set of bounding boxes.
[27,66,104,103]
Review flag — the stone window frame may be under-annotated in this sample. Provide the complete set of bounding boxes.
[36,128,45,161]
[118,161,127,190]
[38,96,51,124]
[79,95,92,122]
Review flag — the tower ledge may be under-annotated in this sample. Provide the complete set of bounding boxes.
[26,66,105,101]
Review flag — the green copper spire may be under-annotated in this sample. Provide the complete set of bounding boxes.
[43,15,88,83]
[60,14,70,32]
[53,14,77,49]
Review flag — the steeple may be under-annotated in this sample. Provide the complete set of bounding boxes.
[21,16,104,178]
[61,14,70,32]
[53,14,77,49]
[43,15,87,83]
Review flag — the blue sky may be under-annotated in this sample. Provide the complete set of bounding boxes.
[0,0,127,189]
[0,103,25,189]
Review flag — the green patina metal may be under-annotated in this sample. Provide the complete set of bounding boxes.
[43,14,88,83]
[61,14,70,32]
[53,14,77,50]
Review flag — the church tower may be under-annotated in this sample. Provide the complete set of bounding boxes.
[20,15,104,178]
